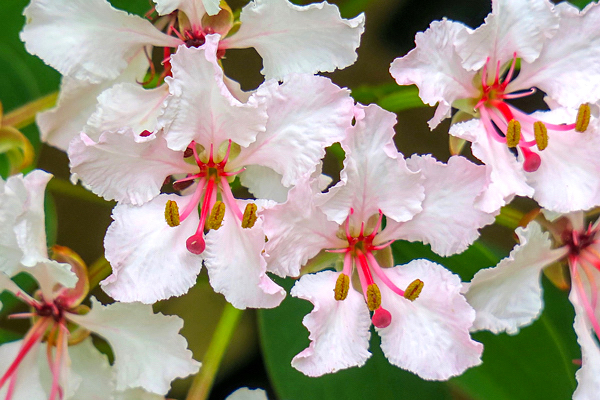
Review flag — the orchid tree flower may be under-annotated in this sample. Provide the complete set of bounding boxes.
[261,104,494,379]
[21,0,364,151]
[390,0,600,213]
[68,41,355,308]
[463,212,600,399]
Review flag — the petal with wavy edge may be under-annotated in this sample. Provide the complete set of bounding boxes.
[464,222,568,334]
[0,340,45,400]
[262,176,345,277]
[377,260,483,380]
[161,38,267,151]
[203,200,285,309]
[69,129,193,205]
[229,75,353,187]
[455,0,558,71]
[226,388,269,400]
[320,104,424,225]
[66,338,114,400]
[389,19,477,129]
[102,194,202,303]
[223,0,364,80]
[510,3,600,108]
[29,260,77,300]
[21,0,180,84]
[450,118,534,213]
[0,178,25,275]
[239,165,289,203]
[68,298,200,394]
[378,155,496,256]
[154,0,220,22]
[290,271,372,376]
[571,289,600,400]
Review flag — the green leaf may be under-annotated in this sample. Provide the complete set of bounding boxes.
[0,328,21,345]
[570,0,596,9]
[351,84,425,112]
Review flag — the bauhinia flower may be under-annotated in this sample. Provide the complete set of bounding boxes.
[68,40,355,308]
[390,0,600,213]
[463,212,600,399]
[261,104,494,378]
[22,0,364,150]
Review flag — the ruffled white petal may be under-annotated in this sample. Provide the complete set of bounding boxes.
[161,38,267,151]
[290,271,372,376]
[320,104,424,225]
[224,0,364,80]
[28,260,78,300]
[226,388,269,400]
[21,0,180,83]
[0,340,46,400]
[0,177,26,275]
[464,222,568,334]
[239,165,289,203]
[102,194,203,303]
[115,388,165,400]
[377,260,483,380]
[68,338,114,400]
[68,298,200,394]
[154,0,220,22]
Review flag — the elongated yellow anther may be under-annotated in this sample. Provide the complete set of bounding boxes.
[242,203,258,229]
[334,273,350,301]
[366,283,382,311]
[576,103,591,132]
[164,200,180,227]
[206,201,225,230]
[533,121,548,151]
[506,119,521,148]
[404,279,424,301]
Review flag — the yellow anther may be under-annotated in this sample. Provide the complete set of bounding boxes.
[334,273,350,301]
[403,279,424,301]
[366,283,382,311]
[164,200,180,227]
[576,103,591,132]
[206,201,225,230]
[533,121,548,151]
[241,203,258,229]
[506,119,521,148]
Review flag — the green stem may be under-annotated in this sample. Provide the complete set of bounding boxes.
[186,303,244,400]
[47,177,115,207]
[3,92,58,129]
[495,206,525,230]
[88,256,112,289]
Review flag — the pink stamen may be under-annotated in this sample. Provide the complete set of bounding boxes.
[479,108,508,143]
[48,325,67,400]
[571,260,600,342]
[502,88,536,100]
[179,177,206,222]
[501,53,518,90]
[508,106,577,131]
[220,177,244,220]
[578,256,599,309]
[365,252,405,297]
[186,177,216,254]
[342,251,353,276]
[6,372,17,400]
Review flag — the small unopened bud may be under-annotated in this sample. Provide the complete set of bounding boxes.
[334,273,350,301]
[206,201,226,230]
[576,104,591,132]
[506,119,521,148]
[533,121,548,151]
[165,200,180,227]
[366,283,382,311]
[404,279,424,301]
[242,203,258,229]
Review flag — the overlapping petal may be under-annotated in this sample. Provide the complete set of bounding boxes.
[0,340,45,399]
[67,338,114,400]
[239,165,289,203]
[153,0,221,21]
[571,291,600,400]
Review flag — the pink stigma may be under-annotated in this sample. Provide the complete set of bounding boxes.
[372,308,392,328]
[521,147,541,172]
[186,234,206,255]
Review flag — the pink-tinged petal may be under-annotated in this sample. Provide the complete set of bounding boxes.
[28,260,77,300]
[68,338,114,400]
[378,155,496,256]
[0,178,26,275]
[511,3,600,108]
[377,260,483,380]
[389,19,477,129]
[154,0,220,21]
[570,290,600,400]
[68,298,200,394]
[230,75,353,186]
[464,222,568,334]
[450,119,534,213]
[262,176,345,277]
[0,340,45,400]
[102,194,202,303]
[239,165,289,203]
[203,201,285,309]
[69,129,193,205]
[223,0,364,80]
[161,39,267,151]
[290,271,372,376]
[455,0,558,70]
[226,388,269,400]
[321,104,424,225]
[21,0,180,84]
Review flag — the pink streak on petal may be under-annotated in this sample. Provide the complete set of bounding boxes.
[219,177,243,221]
[180,178,206,222]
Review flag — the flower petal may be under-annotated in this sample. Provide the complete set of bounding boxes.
[223,0,364,80]
[154,0,220,21]
[226,388,269,400]
[68,338,114,400]
[290,271,372,376]
[115,388,166,400]
[239,165,289,203]
[0,340,45,400]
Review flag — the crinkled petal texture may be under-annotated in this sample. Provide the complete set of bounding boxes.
[450,119,534,213]
[230,75,353,187]
[153,0,220,21]
[0,340,45,399]
[203,200,285,309]
[511,2,600,108]
[464,222,568,334]
[571,290,600,400]
[226,388,269,400]
[69,129,193,205]
[262,176,346,277]
[377,260,483,380]
[224,0,364,80]
[378,155,496,256]
[161,38,267,151]
[68,338,115,400]
[69,298,200,394]
[102,194,202,303]
[321,104,424,225]
[0,176,27,274]
[290,271,372,376]
[389,19,477,129]
[21,0,179,83]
